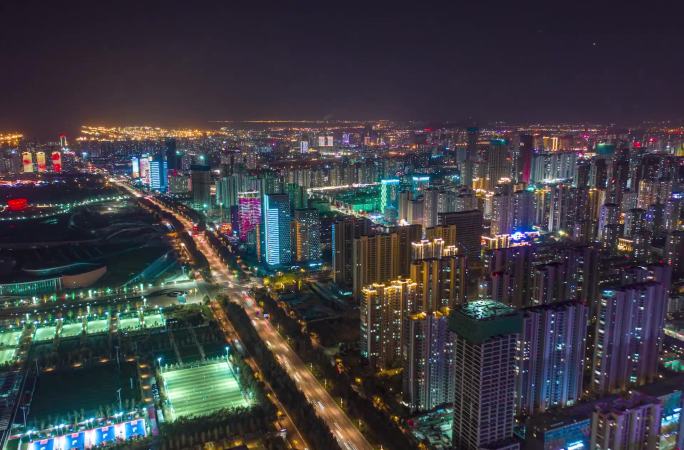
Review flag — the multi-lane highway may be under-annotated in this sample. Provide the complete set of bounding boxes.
[112,178,373,450]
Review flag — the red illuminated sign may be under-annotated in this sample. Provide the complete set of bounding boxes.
[7,198,28,211]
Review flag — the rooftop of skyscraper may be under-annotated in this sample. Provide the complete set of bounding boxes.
[449,299,522,343]
[458,299,516,321]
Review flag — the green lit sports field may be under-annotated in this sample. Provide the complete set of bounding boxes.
[163,361,251,420]
[117,317,141,332]
[86,319,109,335]
[143,313,165,329]
[0,348,17,365]
[34,326,57,342]
[60,322,83,338]
[0,331,22,347]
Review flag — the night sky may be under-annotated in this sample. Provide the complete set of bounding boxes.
[1,1,683,138]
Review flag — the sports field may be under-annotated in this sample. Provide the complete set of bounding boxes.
[0,348,17,365]
[117,317,141,332]
[143,313,165,329]
[34,326,57,342]
[163,361,251,420]
[60,322,84,338]
[86,319,109,335]
[28,362,140,423]
[0,331,22,347]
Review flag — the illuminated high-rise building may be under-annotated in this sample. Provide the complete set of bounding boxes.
[412,239,445,260]
[352,225,421,299]
[543,136,559,152]
[410,255,467,310]
[403,308,455,412]
[461,127,478,187]
[380,179,400,214]
[139,156,151,185]
[168,172,190,194]
[411,175,430,194]
[530,152,578,183]
[190,164,211,209]
[515,301,587,416]
[511,190,534,231]
[623,208,647,238]
[216,174,239,210]
[263,193,292,266]
[398,190,411,223]
[238,191,261,242]
[666,230,684,276]
[422,188,440,229]
[488,242,599,309]
[360,278,417,370]
[597,203,620,246]
[131,156,140,178]
[165,138,179,170]
[450,300,522,450]
[425,224,458,247]
[591,280,669,395]
[332,216,371,289]
[438,209,483,261]
[491,186,513,236]
[637,178,673,210]
[149,157,168,191]
[591,394,662,450]
[286,183,306,212]
[318,135,333,147]
[483,138,512,191]
[294,208,321,263]
[516,134,533,184]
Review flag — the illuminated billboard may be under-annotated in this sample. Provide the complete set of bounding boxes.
[36,152,47,172]
[51,151,62,173]
[22,152,33,173]
[28,419,146,450]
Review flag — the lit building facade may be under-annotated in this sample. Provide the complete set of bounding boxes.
[360,278,417,370]
[591,283,668,395]
[149,157,168,191]
[263,193,292,266]
[450,300,522,450]
[190,164,211,209]
[591,394,661,450]
[294,208,321,263]
[516,301,587,416]
[238,191,261,242]
[403,308,455,412]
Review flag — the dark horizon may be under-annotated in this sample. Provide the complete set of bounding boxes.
[2,1,684,139]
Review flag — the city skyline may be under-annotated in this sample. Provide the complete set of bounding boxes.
[2,2,684,138]
[1,3,683,450]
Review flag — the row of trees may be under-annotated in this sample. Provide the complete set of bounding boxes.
[29,400,141,435]
[158,403,277,449]
[105,404,284,450]
[255,289,417,450]
[220,298,343,450]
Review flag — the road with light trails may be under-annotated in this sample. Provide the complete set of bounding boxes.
[209,300,308,450]
[111,178,373,450]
